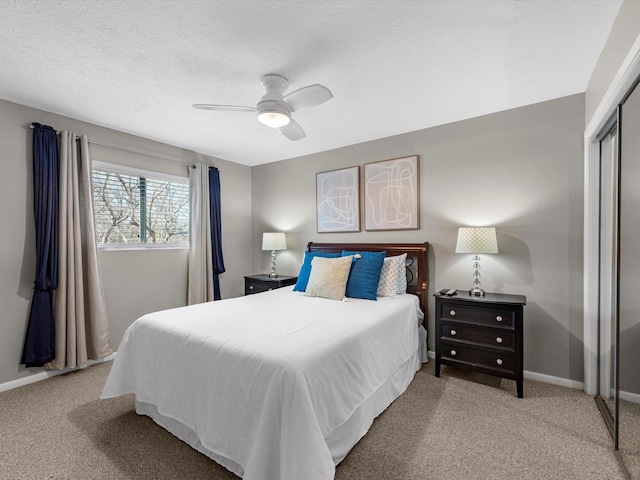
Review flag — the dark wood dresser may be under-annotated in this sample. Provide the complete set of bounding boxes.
[435,292,526,398]
[244,274,297,295]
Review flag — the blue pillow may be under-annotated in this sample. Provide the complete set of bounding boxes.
[293,251,341,291]
[341,250,386,300]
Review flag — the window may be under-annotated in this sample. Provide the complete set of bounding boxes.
[92,163,189,248]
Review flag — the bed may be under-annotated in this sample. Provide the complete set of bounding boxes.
[101,242,429,480]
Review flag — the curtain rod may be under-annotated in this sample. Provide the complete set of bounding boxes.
[30,122,196,168]
[29,122,60,134]
[30,122,79,139]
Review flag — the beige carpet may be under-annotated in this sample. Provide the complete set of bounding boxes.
[619,398,640,479]
[0,361,625,480]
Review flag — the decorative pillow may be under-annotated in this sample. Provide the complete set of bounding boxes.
[305,256,353,301]
[293,251,341,292]
[397,254,408,294]
[377,253,408,297]
[341,250,386,300]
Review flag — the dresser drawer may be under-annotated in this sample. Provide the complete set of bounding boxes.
[245,279,272,294]
[440,323,515,349]
[440,303,515,329]
[244,275,298,295]
[441,341,516,373]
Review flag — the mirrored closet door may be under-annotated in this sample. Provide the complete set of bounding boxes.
[597,125,618,438]
[618,79,640,479]
[597,77,640,479]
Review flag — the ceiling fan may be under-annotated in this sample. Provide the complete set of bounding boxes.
[193,74,333,141]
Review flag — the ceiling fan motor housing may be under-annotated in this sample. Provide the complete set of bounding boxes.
[261,74,289,94]
[257,74,292,126]
[257,98,291,116]
[258,74,292,116]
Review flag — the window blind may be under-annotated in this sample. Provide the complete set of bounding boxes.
[92,167,189,246]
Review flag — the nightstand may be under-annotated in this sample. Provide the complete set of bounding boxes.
[244,274,297,295]
[435,292,526,398]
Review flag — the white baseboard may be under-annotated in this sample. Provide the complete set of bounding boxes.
[0,352,116,394]
[607,387,640,405]
[427,350,585,391]
[619,389,640,405]
[523,370,584,390]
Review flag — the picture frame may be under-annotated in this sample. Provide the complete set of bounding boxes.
[316,166,360,233]
[364,155,419,231]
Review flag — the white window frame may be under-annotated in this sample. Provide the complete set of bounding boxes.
[92,161,189,251]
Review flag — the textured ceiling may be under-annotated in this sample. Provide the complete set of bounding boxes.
[0,0,622,166]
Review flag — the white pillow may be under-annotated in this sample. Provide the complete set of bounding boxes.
[396,253,408,294]
[377,253,407,297]
[305,255,354,301]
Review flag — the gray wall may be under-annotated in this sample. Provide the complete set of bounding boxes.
[585,0,640,124]
[0,99,252,386]
[252,94,585,382]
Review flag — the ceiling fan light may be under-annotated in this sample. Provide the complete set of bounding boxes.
[258,110,290,128]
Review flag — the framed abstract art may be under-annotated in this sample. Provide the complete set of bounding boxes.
[364,155,419,231]
[316,166,360,233]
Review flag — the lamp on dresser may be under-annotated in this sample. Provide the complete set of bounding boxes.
[262,232,287,278]
[455,226,498,297]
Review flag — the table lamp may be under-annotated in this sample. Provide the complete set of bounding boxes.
[262,232,287,278]
[455,227,498,297]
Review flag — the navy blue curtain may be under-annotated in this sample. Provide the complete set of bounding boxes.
[209,167,225,300]
[22,124,59,367]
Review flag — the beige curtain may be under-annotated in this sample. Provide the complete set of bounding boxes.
[187,164,214,304]
[46,133,112,370]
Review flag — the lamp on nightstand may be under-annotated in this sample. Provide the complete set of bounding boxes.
[455,227,498,297]
[262,232,287,278]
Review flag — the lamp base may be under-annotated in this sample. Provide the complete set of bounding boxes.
[469,287,486,297]
[269,249,278,278]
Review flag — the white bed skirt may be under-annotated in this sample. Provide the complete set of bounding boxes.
[135,325,428,476]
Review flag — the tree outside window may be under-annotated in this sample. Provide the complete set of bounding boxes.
[92,168,189,246]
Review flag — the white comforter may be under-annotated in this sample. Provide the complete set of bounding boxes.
[101,287,424,480]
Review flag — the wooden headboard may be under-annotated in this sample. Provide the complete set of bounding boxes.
[307,242,429,324]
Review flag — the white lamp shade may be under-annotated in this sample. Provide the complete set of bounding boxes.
[262,232,287,251]
[455,227,498,254]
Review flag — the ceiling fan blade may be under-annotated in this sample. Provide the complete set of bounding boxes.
[284,84,333,112]
[279,118,306,141]
[192,104,256,113]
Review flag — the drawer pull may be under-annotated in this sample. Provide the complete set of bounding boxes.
[450,329,457,336]
[249,285,254,290]
[450,349,457,356]
[496,315,503,322]
[496,359,503,366]
[496,336,503,344]
[450,310,456,316]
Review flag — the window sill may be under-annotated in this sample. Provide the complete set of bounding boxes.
[98,244,189,252]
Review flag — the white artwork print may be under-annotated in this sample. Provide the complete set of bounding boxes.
[365,156,419,230]
[316,167,360,232]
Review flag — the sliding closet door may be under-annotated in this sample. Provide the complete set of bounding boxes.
[598,126,618,430]
[618,81,640,479]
